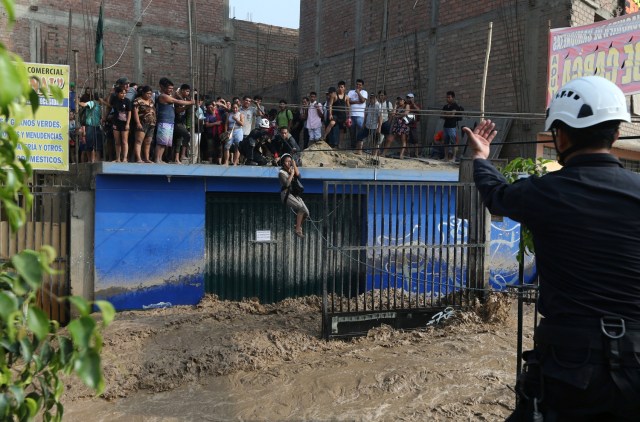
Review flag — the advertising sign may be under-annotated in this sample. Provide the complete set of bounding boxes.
[14,63,70,171]
[548,13,640,105]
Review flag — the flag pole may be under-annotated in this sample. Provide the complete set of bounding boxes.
[95,1,105,94]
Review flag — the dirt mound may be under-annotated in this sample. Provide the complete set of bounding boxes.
[301,140,453,170]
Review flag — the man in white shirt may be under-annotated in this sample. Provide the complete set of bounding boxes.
[306,91,324,147]
[347,78,368,153]
[240,96,255,139]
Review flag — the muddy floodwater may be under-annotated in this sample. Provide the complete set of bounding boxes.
[62,294,535,421]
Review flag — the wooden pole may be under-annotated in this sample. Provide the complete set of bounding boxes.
[73,49,80,167]
[187,0,196,163]
[480,22,493,121]
[66,9,72,65]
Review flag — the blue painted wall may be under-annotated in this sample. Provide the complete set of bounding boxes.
[95,175,206,310]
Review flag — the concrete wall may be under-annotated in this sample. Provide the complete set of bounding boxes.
[1,0,298,102]
[297,0,622,158]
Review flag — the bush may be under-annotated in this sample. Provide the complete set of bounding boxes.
[0,1,113,420]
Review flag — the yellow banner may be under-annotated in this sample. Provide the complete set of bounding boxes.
[14,63,70,171]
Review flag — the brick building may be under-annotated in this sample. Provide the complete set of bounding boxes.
[0,0,299,103]
[298,0,630,157]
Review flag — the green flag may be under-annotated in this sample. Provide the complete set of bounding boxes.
[95,3,104,65]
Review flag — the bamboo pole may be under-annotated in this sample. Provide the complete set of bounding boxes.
[480,22,493,121]
[187,0,196,163]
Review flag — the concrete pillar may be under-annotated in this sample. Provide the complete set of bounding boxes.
[69,191,95,315]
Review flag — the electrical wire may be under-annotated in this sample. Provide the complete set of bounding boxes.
[99,0,155,72]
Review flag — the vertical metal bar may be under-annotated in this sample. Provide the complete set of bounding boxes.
[419,184,426,308]
[370,184,377,312]
[438,185,445,301]
[402,184,409,307]
[445,185,451,301]
[380,184,387,312]
[408,183,415,308]
[331,183,338,313]
[393,184,400,309]
[428,184,436,307]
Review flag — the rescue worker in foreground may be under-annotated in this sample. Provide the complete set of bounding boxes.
[465,76,640,421]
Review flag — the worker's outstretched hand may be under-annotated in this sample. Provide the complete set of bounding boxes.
[463,119,497,160]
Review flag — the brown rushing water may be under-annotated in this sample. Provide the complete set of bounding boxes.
[62,294,534,422]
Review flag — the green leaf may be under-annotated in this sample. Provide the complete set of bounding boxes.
[27,306,50,341]
[24,396,39,419]
[73,349,104,393]
[11,250,43,289]
[94,300,115,327]
[67,316,96,349]
[67,296,90,316]
[54,376,64,401]
[39,341,53,368]
[54,401,64,421]
[28,88,39,115]
[0,50,22,106]
[0,291,19,320]
[19,337,33,363]
[57,336,73,366]
[0,393,8,419]
[9,385,24,405]
[1,0,16,23]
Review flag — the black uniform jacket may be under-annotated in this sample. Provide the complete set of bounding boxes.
[474,154,640,322]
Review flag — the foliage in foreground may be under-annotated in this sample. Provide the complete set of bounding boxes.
[499,157,551,262]
[1,1,114,420]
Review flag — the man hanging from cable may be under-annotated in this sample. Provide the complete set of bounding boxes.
[466,75,640,421]
[278,153,308,239]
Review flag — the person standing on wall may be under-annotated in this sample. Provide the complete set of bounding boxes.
[306,91,324,148]
[77,92,104,163]
[154,78,195,164]
[439,91,464,161]
[405,93,421,157]
[466,75,640,421]
[109,86,131,162]
[347,79,368,154]
[377,90,394,152]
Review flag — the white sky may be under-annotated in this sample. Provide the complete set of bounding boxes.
[228,0,300,29]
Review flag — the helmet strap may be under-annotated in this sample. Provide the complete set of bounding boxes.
[552,128,583,166]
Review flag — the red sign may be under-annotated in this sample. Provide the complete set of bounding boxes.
[548,13,640,104]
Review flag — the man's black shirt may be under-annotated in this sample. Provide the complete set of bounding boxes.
[441,102,463,128]
[474,154,640,322]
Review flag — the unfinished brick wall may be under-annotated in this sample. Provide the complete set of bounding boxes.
[230,20,298,104]
[299,0,622,153]
[3,0,298,103]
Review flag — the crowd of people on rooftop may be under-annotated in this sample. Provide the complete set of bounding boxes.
[70,76,462,166]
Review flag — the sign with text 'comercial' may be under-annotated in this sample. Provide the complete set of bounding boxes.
[548,13,640,106]
[15,63,70,171]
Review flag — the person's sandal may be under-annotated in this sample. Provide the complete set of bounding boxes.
[295,229,304,239]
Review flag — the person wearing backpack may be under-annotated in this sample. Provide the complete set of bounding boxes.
[275,100,293,131]
[78,92,104,163]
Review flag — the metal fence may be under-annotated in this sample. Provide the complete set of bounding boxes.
[0,172,72,324]
[321,181,488,339]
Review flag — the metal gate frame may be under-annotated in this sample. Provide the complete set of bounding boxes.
[0,172,71,324]
[322,181,488,339]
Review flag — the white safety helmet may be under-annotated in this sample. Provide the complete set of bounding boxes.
[259,118,270,129]
[545,76,630,131]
